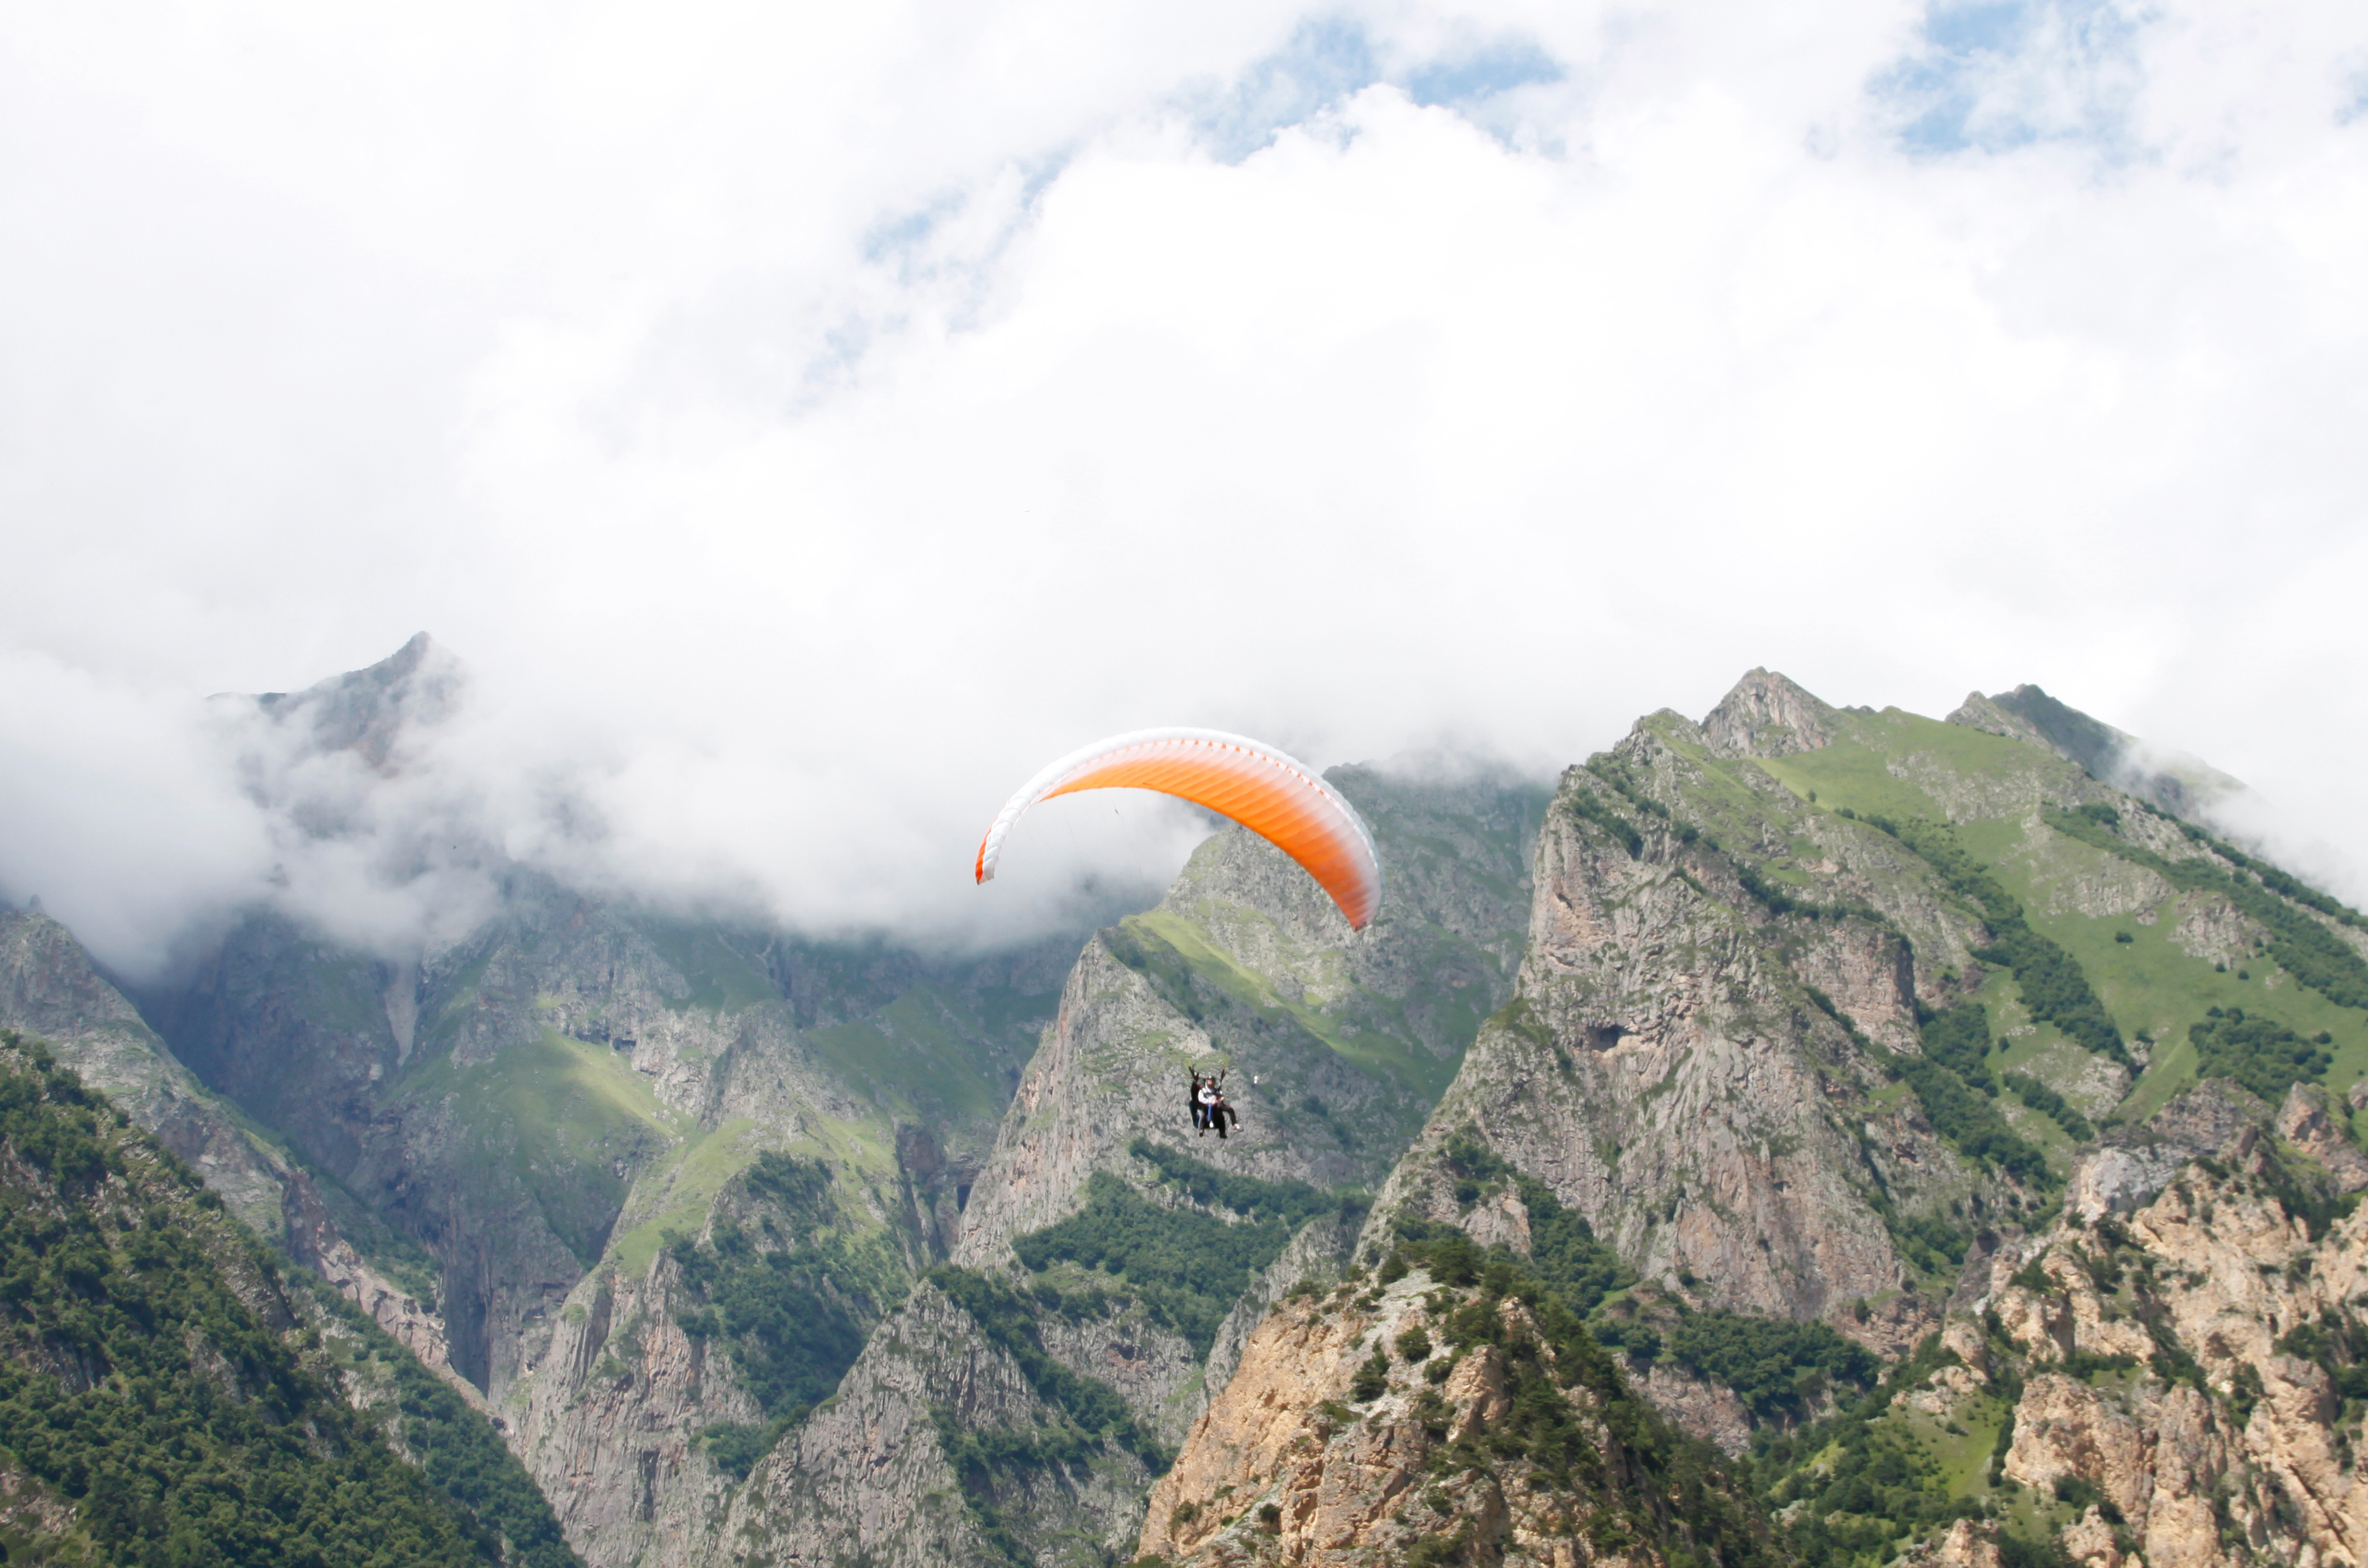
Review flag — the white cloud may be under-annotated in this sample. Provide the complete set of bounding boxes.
[4,0,2367,974]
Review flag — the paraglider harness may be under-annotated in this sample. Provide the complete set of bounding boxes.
[1194,1072,1237,1139]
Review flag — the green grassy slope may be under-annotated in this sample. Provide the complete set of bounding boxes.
[1757,705,2368,1120]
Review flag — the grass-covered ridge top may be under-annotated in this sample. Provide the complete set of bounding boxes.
[0,1030,577,1568]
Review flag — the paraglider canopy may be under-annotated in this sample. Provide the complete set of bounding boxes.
[974,727,1383,929]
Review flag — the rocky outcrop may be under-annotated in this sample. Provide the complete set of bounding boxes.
[1198,1213,1364,1431]
[1138,1254,1761,1568]
[723,1284,994,1567]
[1898,1518,2005,1568]
[1637,1363,1754,1455]
[1702,669,1838,760]
[2065,1079,2269,1222]
[1141,1269,1498,1566]
[2278,1083,2368,1191]
[1911,1130,2368,1568]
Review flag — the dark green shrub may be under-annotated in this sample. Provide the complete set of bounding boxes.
[2189,1009,2332,1104]
[1664,1310,1880,1423]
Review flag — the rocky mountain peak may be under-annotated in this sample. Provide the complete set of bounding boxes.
[247,629,460,773]
[1701,667,1838,759]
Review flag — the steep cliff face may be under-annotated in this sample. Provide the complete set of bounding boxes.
[500,1252,758,1568]
[1373,697,2021,1332]
[496,1133,929,1568]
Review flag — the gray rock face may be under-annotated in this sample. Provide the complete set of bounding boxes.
[1702,668,1839,759]
[2063,1144,2192,1225]
[1371,702,2010,1329]
[1639,1361,1755,1454]
[505,1257,757,1568]
[2148,1076,2272,1157]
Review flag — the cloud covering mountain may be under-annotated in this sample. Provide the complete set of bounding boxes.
[4,0,2366,974]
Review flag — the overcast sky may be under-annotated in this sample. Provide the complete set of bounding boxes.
[2,0,2366,974]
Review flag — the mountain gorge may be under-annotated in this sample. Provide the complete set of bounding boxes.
[6,644,2368,1568]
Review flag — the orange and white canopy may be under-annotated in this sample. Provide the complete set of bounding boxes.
[973,727,1383,930]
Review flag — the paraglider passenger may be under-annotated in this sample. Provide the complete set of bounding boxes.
[1196,1076,1220,1137]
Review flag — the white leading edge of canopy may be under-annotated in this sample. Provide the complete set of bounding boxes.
[971,726,1380,895]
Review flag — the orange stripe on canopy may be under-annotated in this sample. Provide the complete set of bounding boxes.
[973,729,1383,930]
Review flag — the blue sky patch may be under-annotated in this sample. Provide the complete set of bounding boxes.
[1405,38,1564,110]
[1191,17,1564,162]
[1194,19,1383,163]
[1876,0,2147,157]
